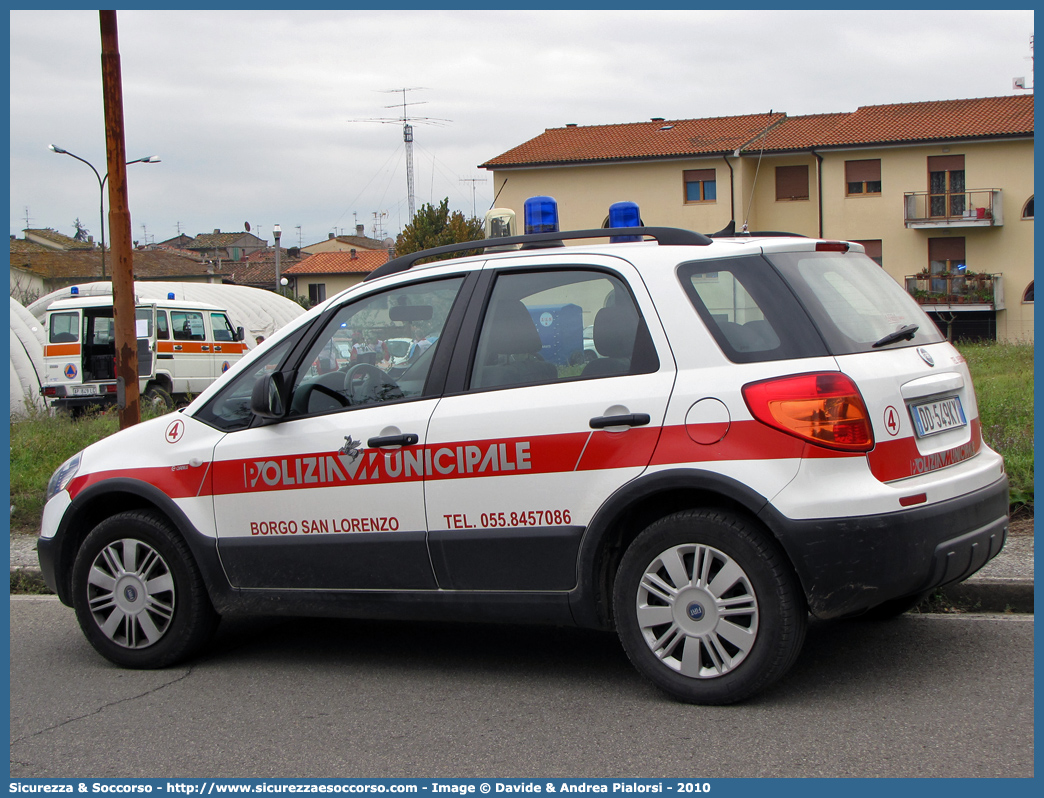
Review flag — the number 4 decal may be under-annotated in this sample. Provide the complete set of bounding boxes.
[883,406,901,437]
[165,419,185,443]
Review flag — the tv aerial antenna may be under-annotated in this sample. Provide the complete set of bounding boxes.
[350,87,451,222]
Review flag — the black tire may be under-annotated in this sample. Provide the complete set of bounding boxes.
[613,510,807,704]
[143,385,174,412]
[71,510,219,668]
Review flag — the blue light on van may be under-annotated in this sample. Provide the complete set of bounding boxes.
[70,286,79,295]
[608,201,642,242]
[524,196,559,234]
[167,292,175,300]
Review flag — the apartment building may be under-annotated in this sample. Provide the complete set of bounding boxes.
[481,96,1034,341]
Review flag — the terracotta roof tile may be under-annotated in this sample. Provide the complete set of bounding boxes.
[24,228,95,250]
[481,96,1033,166]
[759,95,1034,151]
[284,250,389,276]
[9,249,233,281]
[186,231,264,249]
[481,113,785,167]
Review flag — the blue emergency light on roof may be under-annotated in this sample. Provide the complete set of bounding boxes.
[524,196,559,234]
[70,286,79,295]
[167,292,175,300]
[608,201,642,243]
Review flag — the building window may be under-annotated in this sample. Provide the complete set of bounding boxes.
[928,237,966,294]
[1023,196,1034,219]
[845,159,881,195]
[853,240,883,266]
[775,165,809,201]
[308,283,327,305]
[927,155,965,217]
[683,169,716,203]
[1023,282,1034,303]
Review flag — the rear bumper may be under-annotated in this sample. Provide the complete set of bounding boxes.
[762,474,1009,619]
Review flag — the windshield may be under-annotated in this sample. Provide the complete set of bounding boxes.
[766,250,945,355]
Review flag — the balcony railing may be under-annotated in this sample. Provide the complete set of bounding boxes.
[904,189,1004,228]
[904,273,1005,310]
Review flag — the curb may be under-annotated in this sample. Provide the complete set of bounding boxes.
[8,563,1036,613]
[930,578,1035,614]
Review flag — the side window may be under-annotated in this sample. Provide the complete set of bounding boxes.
[49,311,79,343]
[288,276,464,417]
[211,313,236,342]
[195,337,296,432]
[156,311,170,340]
[469,269,657,391]
[171,311,205,341]
[679,257,829,363]
[135,308,153,339]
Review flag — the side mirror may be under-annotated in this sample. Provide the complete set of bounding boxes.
[250,372,288,419]
[236,326,245,342]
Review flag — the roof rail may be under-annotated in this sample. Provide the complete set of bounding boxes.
[365,226,712,282]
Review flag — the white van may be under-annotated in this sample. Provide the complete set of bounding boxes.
[41,294,246,411]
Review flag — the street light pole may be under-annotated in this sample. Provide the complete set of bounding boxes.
[48,144,160,278]
[273,224,282,292]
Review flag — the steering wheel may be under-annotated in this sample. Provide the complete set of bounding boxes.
[343,363,401,405]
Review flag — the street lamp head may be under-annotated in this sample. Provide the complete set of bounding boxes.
[144,156,161,163]
[273,224,282,239]
[49,144,68,154]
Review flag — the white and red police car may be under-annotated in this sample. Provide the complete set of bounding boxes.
[39,198,1008,704]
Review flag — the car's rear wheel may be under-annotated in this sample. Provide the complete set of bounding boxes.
[71,510,218,668]
[613,509,806,704]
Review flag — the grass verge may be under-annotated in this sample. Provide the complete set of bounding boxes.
[956,340,1034,510]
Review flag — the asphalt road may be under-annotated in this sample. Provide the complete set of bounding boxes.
[9,597,1034,779]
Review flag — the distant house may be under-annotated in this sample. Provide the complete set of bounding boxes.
[282,249,390,305]
[184,230,268,263]
[9,237,233,304]
[156,233,194,250]
[22,228,97,251]
[301,225,390,255]
[229,247,306,291]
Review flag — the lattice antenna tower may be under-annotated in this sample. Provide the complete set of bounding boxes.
[351,88,451,222]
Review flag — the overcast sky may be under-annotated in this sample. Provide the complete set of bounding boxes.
[8,8,1035,247]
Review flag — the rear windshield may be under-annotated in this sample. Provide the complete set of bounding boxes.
[766,250,945,355]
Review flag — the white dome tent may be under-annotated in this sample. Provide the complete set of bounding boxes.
[28,281,305,345]
[10,297,48,418]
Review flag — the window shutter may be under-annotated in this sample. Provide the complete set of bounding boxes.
[928,237,966,261]
[845,159,881,183]
[775,165,809,200]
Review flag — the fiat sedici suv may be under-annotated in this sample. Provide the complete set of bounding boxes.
[39,198,1008,704]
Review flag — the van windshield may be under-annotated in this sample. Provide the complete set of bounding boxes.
[765,250,945,355]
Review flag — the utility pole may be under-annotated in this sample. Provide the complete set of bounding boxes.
[100,10,139,429]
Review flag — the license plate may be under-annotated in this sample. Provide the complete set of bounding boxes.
[911,395,967,437]
[69,385,98,396]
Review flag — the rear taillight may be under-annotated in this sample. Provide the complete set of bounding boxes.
[742,372,874,452]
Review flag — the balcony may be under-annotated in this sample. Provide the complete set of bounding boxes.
[904,189,1004,228]
[904,272,1005,311]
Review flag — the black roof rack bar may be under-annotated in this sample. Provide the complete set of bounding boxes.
[365,226,712,282]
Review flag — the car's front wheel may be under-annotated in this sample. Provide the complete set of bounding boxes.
[613,510,806,704]
[71,510,219,668]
